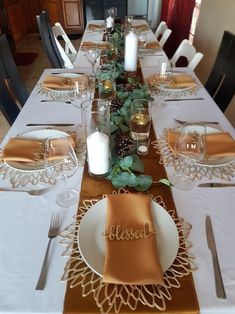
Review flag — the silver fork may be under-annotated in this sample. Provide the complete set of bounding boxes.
[35,213,60,290]
[0,187,51,196]
[174,118,219,125]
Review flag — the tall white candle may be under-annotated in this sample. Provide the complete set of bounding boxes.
[124,30,138,72]
[106,16,114,29]
[87,131,110,175]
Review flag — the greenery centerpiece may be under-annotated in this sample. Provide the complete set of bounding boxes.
[96,22,169,191]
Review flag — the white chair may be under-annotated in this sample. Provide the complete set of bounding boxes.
[171,39,204,70]
[154,21,172,47]
[52,22,77,68]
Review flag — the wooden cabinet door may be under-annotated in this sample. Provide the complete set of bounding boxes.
[40,0,63,24]
[61,0,84,33]
[25,0,42,32]
[40,0,84,33]
[4,0,28,42]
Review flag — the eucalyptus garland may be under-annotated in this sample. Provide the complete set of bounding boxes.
[97,23,167,191]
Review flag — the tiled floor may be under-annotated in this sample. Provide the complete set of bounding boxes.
[0,33,81,143]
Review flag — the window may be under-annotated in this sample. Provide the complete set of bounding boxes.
[189,0,202,43]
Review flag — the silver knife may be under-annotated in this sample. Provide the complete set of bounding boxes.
[206,215,226,299]
[26,123,75,127]
[198,182,235,188]
[165,97,204,102]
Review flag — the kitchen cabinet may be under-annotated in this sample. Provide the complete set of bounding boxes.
[3,0,28,42]
[40,0,84,33]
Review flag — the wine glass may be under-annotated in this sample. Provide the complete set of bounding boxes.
[45,137,79,207]
[138,31,147,58]
[84,48,99,77]
[125,15,133,27]
[170,123,206,190]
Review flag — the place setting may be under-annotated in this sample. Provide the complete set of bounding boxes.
[147,60,201,99]
[155,121,235,187]
[0,127,85,192]
[60,188,196,314]
[37,72,91,101]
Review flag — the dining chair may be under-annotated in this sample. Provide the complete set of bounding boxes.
[36,11,64,68]
[205,30,235,112]
[52,22,77,68]
[154,21,172,48]
[170,39,204,70]
[0,34,29,108]
[0,75,21,125]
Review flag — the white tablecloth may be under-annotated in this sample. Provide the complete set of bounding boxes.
[0,20,235,314]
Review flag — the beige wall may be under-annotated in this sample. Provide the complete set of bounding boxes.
[193,0,235,126]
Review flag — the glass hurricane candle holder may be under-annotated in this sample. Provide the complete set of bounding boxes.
[81,98,111,177]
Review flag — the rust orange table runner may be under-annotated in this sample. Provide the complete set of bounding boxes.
[63,123,199,314]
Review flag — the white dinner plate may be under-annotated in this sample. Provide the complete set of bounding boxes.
[182,125,235,167]
[5,129,69,172]
[158,82,196,92]
[43,73,82,92]
[78,198,179,277]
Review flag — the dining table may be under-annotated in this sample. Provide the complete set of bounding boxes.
[0,19,235,314]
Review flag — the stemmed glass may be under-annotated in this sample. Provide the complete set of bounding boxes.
[138,31,147,58]
[84,48,99,77]
[170,123,206,190]
[45,137,79,207]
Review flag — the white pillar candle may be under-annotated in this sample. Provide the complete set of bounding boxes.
[87,131,110,175]
[106,16,114,28]
[124,30,138,72]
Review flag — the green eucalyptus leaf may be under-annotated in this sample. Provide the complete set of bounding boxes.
[130,154,144,172]
[119,156,133,170]
[111,173,127,188]
[110,121,119,133]
[119,123,129,132]
[135,175,153,191]
[158,178,174,187]
[127,173,138,187]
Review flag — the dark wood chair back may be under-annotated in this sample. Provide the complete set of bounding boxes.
[0,73,21,125]
[36,11,64,68]
[205,31,235,112]
[0,34,29,108]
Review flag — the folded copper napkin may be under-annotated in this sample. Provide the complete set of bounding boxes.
[42,75,88,90]
[2,136,76,162]
[167,129,235,158]
[87,23,104,30]
[133,24,149,32]
[147,73,173,87]
[145,41,160,49]
[103,193,164,285]
[169,74,197,89]
[81,41,108,50]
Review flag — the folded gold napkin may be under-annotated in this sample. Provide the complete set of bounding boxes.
[169,74,197,89]
[145,41,160,49]
[87,23,104,30]
[2,136,76,162]
[42,75,88,90]
[147,73,172,87]
[133,24,149,32]
[81,41,108,50]
[167,129,235,158]
[103,193,164,285]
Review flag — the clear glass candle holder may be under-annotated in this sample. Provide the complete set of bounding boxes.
[130,99,152,141]
[81,98,111,177]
